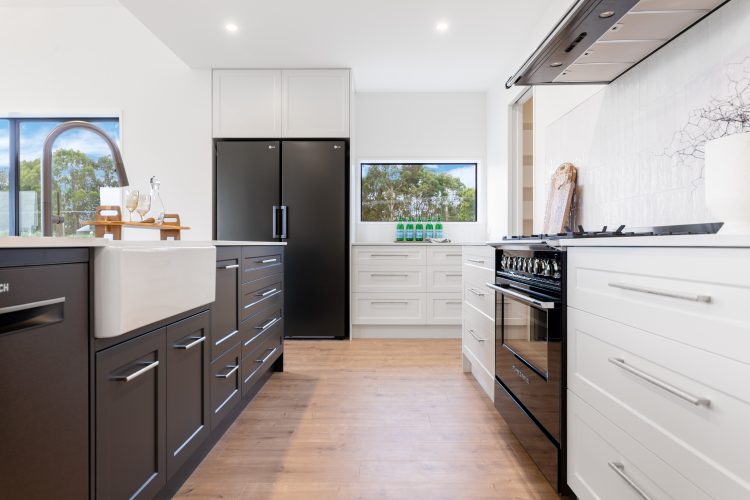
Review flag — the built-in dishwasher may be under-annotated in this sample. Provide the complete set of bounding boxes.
[0,250,89,499]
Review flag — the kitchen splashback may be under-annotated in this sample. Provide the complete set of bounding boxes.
[541,0,750,231]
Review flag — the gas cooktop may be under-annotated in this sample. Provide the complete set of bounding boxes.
[502,222,723,241]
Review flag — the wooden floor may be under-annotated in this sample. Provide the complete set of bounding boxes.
[176,340,557,500]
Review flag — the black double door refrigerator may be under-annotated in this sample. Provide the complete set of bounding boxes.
[214,140,349,339]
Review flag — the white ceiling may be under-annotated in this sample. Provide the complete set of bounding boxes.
[117,0,572,92]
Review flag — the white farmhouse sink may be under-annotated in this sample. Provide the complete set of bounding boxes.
[93,242,216,338]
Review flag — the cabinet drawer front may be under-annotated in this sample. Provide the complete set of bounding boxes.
[426,247,463,267]
[568,391,709,500]
[210,343,241,430]
[463,270,495,320]
[427,293,462,325]
[166,312,210,477]
[241,325,283,395]
[352,293,426,325]
[241,305,283,359]
[568,308,750,498]
[354,268,426,293]
[353,246,426,269]
[567,246,750,364]
[240,275,283,322]
[211,258,240,361]
[462,303,494,371]
[241,247,284,283]
[462,246,494,271]
[427,268,463,293]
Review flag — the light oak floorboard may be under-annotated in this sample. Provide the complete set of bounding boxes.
[176,339,557,500]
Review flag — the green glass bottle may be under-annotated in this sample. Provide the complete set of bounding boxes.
[415,216,424,242]
[405,217,415,241]
[396,216,405,242]
[435,215,443,239]
[425,216,434,239]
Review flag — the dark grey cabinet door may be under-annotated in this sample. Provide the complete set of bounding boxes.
[212,256,240,360]
[96,329,166,500]
[282,141,347,338]
[215,140,280,241]
[211,342,242,430]
[166,311,210,478]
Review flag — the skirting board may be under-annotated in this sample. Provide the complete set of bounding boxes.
[352,325,461,339]
[462,346,494,401]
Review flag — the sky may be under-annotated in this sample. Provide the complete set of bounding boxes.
[362,163,477,189]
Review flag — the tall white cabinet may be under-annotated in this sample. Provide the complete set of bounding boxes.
[212,69,350,138]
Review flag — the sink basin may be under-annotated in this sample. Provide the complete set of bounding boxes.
[93,242,216,338]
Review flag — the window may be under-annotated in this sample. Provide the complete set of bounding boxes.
[3,117,120,237]
[360,163,477,222]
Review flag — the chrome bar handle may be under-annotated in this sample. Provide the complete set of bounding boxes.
[370,273,409,277]
[608,282,711,303]
[486,282,556,309]
[467,258,486,264]
[445,273,463,277]
[467,288,486,297]
[215,329,238,346]
[112,360,159,382]
[256,288,279,297]
[272,206,280,238]
[255,317,280,331]
[257,258,278,264]
[215,363,240,379]
[173,336,206,350]
[223,264,239,270]
[370,300,409,304]
[0,296,65,315]
[467,329,485,342]
[608,358,710,407]
[256,347,278,364]
[370,254,409,257]
[608,462,653,500]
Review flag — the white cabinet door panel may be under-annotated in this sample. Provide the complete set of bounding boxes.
[462,303,494,372]
[428,268,463,293]
[212,70,282,138]
[427,293,462,325]
[352,293,426,325]
[281,69,350,138]
[354,269,426,293]
[426,247,463,268]
[353,246,427,269]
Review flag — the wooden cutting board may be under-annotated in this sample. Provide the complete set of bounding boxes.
[543,163,577,234]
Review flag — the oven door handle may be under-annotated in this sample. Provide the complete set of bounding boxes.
[485,282,557,310]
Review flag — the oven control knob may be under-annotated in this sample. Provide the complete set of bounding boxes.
[541,260,552,277]
[516,257,523,271]
[526,258,533,272]
[551,260,561,278]
[533,259,543,274]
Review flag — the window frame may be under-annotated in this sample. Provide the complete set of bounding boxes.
[2,115,121,236]
[357,159,481,224]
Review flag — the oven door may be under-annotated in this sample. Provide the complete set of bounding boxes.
[487,281,562,442]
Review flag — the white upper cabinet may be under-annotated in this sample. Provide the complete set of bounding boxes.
[212,69,350,138]
[212,70,282,138]
[281,69,350,138]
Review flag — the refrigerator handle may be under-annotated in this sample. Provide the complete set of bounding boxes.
[272,206,280,239]
[280,205,288,240]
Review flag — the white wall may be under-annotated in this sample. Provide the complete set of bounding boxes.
[0,5,212,240]
[542,0,750,230]
[353,92,487,243]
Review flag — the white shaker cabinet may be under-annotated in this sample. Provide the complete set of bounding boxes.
[212,69,350,138]
[212,70,282,138]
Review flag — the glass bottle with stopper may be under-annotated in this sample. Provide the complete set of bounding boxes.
[149,176,165,225]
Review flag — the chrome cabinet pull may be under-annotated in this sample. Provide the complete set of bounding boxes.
[370,253,409,257]
[445,273,462,277]
[467,329,485,342]
[173,336,206,350]
[256,347,278,364]
[446,301,463,305]
[608,357,710,407]
[468,287,486,297]
[256,258,278,264]
[255,317,280,331]
[370,300,409,305]
[215,363,239,379]
[370,273,409,277]
[608,282,711,303]
[223,264,239,270]
[215,329,238,345]
[446,253,462,257]
[467,258,485,264]
[485,282,556,309]
[608,462,653,500]
[112,360,159,382]
[0,296,65,315]
[256,288,279,297]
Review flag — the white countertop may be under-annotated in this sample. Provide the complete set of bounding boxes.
[351,241,489,246]
[211,240,287,246]
[0,236,285,248]
[488,234,750,248]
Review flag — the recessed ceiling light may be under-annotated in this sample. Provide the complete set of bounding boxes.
[435,21,449,33]
[225,23,239,33]
[599,11,616,18]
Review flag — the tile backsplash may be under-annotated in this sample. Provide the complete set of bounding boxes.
[541,0,750,230]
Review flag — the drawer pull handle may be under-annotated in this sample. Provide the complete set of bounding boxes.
[446,253,462,257]
[223,264,239,270]
[608,462,653,500]
[173,336,206,350]
[445,273,462,277]
[216,363,240,379]
[446,301,463,305]
[215,329,238,345]
[112,360,159,382]
[256,347,279,364]
[255,317,280,331]
[486,282,556,309]
[256,288,279,297]
[467,258,485,264]
[467,329,485,342]
[256,258,278,264]
[608,282,711,303]
[370,273,409,277]
[608,358,710,407]
[370,254,409,257]
[468,288,486,297]
[370,300,409,305]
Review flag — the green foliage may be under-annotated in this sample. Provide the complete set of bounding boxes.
[361,164,476,222]
[20,149,118,236]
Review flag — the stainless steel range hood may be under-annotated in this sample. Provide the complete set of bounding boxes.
[506,0,730,88]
